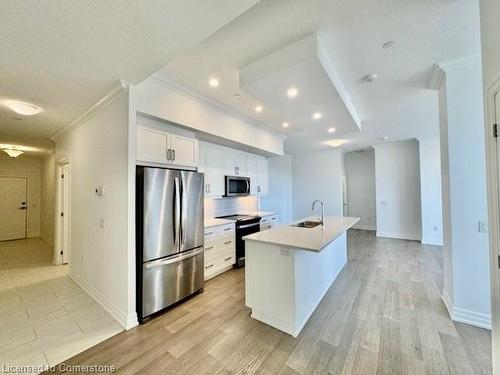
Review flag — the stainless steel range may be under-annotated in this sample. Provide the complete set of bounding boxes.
[215,214,261,267]
[136,166,204,323]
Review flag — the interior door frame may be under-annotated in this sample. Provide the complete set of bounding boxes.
[0,175,28,240]
[54,158,71,265]
[484,76,500,374]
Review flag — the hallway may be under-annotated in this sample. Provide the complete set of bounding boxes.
[0,238,122,370]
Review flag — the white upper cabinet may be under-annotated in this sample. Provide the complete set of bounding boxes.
[223,150,246,177]
[137,126,169,164]
[170,134,198,168]
[246,157,258,195]
[257,157,269,195]
[201,144,224,197]
[137,125,198,168]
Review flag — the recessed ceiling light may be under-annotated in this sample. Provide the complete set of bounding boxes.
[325,139,348,147]
[3,100,43,116]
[282,122,290,128]
[313,112,323,120]
[208,78,219,88]
[255,105,263,113]
[382,41,395,49]
[328,127,336,133]
[287,87,298,98]
[233,93,241,98]
[363,74,378,83]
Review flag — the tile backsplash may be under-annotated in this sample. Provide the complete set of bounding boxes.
[204,196,258,219]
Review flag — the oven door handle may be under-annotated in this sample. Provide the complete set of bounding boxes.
[238,222,260,230]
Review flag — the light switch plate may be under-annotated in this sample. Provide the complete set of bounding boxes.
[478,221,489,233]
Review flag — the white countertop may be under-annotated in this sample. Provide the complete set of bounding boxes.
[243,216,359,252]
[204,218,235,228]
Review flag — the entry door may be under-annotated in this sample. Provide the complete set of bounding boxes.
[0,177,27,241]
[59,164,70,264]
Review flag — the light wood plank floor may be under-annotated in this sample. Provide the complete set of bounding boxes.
[45,230,491,375]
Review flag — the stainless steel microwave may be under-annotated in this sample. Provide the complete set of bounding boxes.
[224,175,250,197]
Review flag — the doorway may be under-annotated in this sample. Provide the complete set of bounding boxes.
[0,176,28,241]
[55,160,70,264]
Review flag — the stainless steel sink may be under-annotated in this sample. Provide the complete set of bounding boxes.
[293,221,322,228]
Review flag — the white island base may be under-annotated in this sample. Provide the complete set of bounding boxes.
[245,231,347,337]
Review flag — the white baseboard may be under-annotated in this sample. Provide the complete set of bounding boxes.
[421,237,443,246]
[441,289,491,330]
[376,231,420,241]
[69,272,138,330]
[352,224,376,231]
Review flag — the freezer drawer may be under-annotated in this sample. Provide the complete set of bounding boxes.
[142,247,204,318]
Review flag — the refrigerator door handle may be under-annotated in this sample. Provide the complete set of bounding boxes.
[181,176,187,245]
[174,176,181,248]
[144,247,204,269]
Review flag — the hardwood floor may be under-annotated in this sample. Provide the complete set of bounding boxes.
[45,230,491,375]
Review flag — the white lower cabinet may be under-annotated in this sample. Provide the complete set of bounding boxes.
[260,214,279,231]
[204,223,235,280]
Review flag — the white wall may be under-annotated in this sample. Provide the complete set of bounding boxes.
[373,140,421,241]
[41,152,56,245]
[344,149,376,231]
[0,152,41,238]
[418,138,443,246]
[438,58,491,329]
[134,77,284,156]
[479,0,500,369]
[291,150,343,220]
[261,154,293,223]
[55,92,134,329]
[204,196,258,219]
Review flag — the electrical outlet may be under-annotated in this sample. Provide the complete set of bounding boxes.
[100,219,105,229]
[433,226,438,232]
[380,201,388,206]
[280,248,290,256]
[478,221,489,233]
[95,185,104,197]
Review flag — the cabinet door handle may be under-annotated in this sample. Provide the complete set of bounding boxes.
[205,264,214,269]
[208,184,211,193]
[223,227,232,231]
[167,149,172,160]
[224,257,232,261]
[224,240,232,245]
[205,246,214,250]
[172,149,176,161]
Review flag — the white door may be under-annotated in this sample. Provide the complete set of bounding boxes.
[205,146,224,197]
[0,177,27,241]
[170,134,198,167]
[58,164,70,264]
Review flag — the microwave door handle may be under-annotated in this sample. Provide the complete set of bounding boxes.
[246,179,250,193]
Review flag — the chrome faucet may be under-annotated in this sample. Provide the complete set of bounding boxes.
[311,200,325,226]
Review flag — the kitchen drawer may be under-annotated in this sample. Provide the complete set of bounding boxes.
[204,237,235,262]
[204,223,234,241]
[204,249,235,279]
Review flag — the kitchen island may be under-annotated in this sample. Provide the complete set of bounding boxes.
[243,216,359,337]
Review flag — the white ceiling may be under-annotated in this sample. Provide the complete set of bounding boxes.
[160,0,481,154]
[0,0,259,153]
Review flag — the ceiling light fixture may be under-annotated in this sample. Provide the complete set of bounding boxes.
[328,127,336,133]
[3,100,43,116]
[382,40,395,49]
[3,148,24,158]
[255,105,263,113]
[287,87,298,98]
[208,78,220,88]
[282,122,290,128]
[325,139,348,148]
[313,112,323,120]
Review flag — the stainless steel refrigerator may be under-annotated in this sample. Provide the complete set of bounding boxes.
[136,167,204,322]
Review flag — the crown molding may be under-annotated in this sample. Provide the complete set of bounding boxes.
[51,80,130,142]
[427,64,445,90]
[150,73,286,140]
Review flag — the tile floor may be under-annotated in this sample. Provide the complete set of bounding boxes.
[0,238,123,373]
